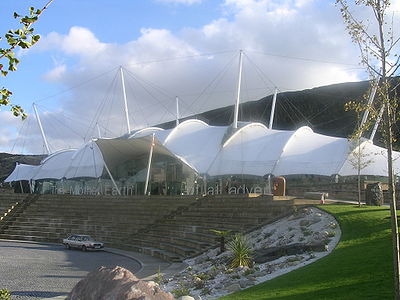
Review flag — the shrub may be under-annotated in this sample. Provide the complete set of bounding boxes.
[0,289,11,300]
[201,287,211,295]
[243,268,256,276]
[172,286,191,298]
[327,231,336,237]
[227,233,253,268]
[154,267,164,285]
[195,273,209,281]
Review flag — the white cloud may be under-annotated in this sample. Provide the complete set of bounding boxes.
[389,0,400,12]
[6,0,365,154]
[43,64,67,82]
[0,111,26,153]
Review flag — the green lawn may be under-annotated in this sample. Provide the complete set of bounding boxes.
[219,205,395,300]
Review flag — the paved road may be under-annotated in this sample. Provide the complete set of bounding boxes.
[0,241,141,300]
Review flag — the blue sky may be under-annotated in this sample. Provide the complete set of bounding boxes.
[1,0,399,154]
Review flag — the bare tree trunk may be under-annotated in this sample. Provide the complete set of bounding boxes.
[358,136,361,207]
[384,101,400,299]
[376,2,400,294]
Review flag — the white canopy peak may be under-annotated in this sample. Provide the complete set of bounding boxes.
[163,119,209,145]
[223,122,269,148]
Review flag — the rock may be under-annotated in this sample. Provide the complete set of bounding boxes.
[214,283,224,289]
[225,283,241,293]
[301,208,313,215]
[178,296,195,300]
[239,279,253,288]
[66,266,175,300]
[247,275,258,281]
[254,243,327,263]
[365,182,383,206]
[310,216,322,224]
[239,266,250,273]
[299,219,309,226]
[194,257,204,264]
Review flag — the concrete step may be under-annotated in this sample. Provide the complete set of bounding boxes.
[128,237,197,257]
[137,233,211,251]
[167,215,264,225]
[0,233,59,244]
[144,227,217,244]
[160,219,250,232]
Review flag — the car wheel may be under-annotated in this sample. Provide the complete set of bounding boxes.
[66,244,70,250]
[82,245,87,252]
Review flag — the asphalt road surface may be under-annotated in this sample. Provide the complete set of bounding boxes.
[0,241,141,300]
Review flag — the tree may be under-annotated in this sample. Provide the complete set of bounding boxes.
[209,229,231,254]
[336,0,400,297]
[345,101,375,207]
[0,0,55,119]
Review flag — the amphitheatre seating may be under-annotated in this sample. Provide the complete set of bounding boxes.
[0,193,298,262]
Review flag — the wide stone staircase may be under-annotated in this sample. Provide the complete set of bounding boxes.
[0,193,298,262]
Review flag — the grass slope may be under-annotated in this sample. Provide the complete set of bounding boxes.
[220,205,395,300]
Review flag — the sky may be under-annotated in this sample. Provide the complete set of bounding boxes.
[0,0,399,154]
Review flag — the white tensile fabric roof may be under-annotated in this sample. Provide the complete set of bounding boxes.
[5,120,400,182]
[4,163,40,182]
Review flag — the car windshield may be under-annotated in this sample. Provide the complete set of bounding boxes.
[81,236,94,241]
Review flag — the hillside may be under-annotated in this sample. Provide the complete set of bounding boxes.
[161,80,373,138]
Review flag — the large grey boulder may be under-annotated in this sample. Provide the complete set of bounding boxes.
[365,182,383,206]
[66,266,175,300]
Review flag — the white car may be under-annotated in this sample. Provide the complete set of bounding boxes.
[62,234,104,251]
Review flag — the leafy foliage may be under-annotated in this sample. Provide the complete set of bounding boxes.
[171,285,191,298]
[227,233,253,268]
[0,289,11,300]
[0,1,55,119]
[153,266,164,285]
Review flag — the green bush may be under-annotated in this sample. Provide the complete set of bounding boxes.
[0,289,11,300]
[227,233,253,268]
[172,286,191,298]
[153,266,164,284]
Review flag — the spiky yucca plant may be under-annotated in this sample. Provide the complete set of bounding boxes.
[227,233,253,268]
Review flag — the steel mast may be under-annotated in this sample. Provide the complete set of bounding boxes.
[33,103,51,154]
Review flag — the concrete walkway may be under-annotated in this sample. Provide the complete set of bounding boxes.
[0,239,185,300]
[45,246,186,300]
[46,248,185,299]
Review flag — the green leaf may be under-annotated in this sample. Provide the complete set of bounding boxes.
[32,35,40,42]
